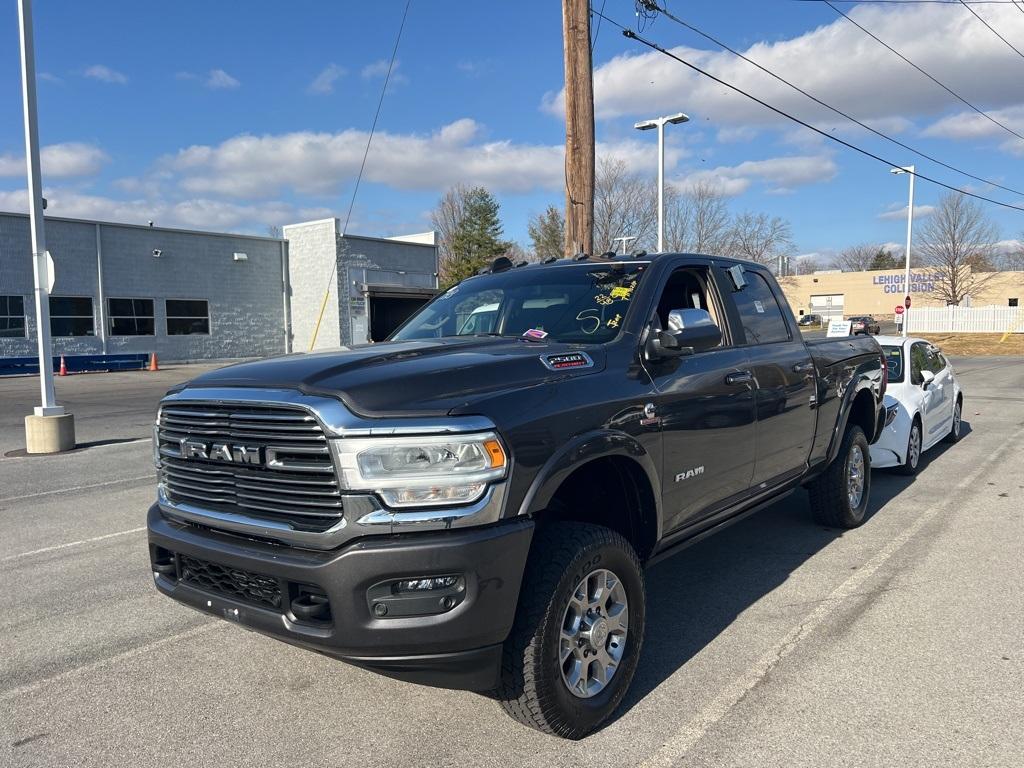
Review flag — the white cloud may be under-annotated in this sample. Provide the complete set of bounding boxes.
[308,64,346,94]
[206,69,240,90]
[0,187,331,233]
[84,64,127,84]
[673,154,836,197]
[157,119,682,199]
[177,69,241,90]
[0,142,109,178]
[922,106,1024,155]
[878,203,936,221]
[546,4,1024,133]
[38,72,63,84]
[361,59,407,85]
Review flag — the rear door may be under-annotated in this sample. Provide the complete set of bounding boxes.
[640,260,756,534]
[726,267,817,486]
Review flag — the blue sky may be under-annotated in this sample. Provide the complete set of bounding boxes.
[1,0,1022,261]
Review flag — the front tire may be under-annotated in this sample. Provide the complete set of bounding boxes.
[496,522,645,739]
[897,417,922,476]
[808,424,871,528]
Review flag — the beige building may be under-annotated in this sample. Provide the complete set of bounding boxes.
[779,268,1024,321]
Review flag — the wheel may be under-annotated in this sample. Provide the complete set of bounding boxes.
[495,522,645,739]
[944,398,962,444]
[808,424,871,528]
[896,417,922,476]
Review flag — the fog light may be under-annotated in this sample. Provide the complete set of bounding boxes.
[396,575,459,592]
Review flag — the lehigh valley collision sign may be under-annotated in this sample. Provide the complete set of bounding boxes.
[872,273,935,295]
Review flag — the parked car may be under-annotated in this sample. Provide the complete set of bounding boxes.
[871,335,962,475]
[797,313,823,327]
[148,254,885,738]
[849,315,881,335]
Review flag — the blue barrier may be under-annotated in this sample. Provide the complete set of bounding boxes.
[0,353,150,376]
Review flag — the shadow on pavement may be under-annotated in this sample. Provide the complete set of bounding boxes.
[609,424,971,724]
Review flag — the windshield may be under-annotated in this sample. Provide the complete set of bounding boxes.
[882,344,904,382]
[392,263,647,344]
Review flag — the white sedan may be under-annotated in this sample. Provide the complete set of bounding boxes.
[870,335,963,475]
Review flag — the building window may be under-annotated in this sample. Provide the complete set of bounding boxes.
[108,298,155,336]
[166,299,210,335]
[50,296,95,337]
[1010,298,1019,308]
[1,295,26,338]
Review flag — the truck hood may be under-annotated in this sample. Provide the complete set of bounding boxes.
[183,338,606,417]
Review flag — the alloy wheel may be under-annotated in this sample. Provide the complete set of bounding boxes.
[559,568,629,699]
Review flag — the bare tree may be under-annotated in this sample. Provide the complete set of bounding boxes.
[267,224,283,239]
[1000,237,1024,271]
[593,157,657,255]
[835,243,878,272]
[917,192,999,305]
[794,255,820,275]
[686,181,732,255]
[430,183,472,282]
[724,212,795,273]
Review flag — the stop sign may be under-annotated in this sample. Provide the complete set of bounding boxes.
[895,305,905,315]
[905,295,912,309]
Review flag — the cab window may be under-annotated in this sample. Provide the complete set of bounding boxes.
[652,266,726,347]
[731,271,790,345]
[909,342,929,385]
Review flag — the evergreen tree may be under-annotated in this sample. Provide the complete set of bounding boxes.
[528,205,566,260]
[868,248,899,271]
[443,187,510,285]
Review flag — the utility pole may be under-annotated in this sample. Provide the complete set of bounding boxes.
[562,0,594,257]
[19,0,75,452]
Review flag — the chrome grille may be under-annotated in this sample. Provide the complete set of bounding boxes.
[157,402,342,533]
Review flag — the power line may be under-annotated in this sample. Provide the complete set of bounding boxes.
[822,1,1024,144]
[590,0,607,49]
[587,8,1024,213]
[638,0,1024,197]
[793,1,1024,5]
[957,0,1024,60]
[309,0,412,350]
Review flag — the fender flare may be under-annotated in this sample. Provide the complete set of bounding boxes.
[826,369,882,464]
[517,429,662,540]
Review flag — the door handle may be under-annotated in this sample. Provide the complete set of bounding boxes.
[792,362,815,375]
[725,371,754,386]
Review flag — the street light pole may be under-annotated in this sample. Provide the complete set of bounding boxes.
[891,165,915,338]
[19,0,75,453]
[635,112,689,253]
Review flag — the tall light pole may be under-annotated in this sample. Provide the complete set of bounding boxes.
[612,235,637,255]
[891,165,915,338]
[19,0,75,452]
[634,112,689,253]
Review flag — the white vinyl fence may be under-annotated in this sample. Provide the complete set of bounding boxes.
[905,305,1023,334]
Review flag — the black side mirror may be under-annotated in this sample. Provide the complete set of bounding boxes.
[646,309,722,360]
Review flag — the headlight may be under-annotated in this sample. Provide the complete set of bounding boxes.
[333,432,507,508]
[884,404,899,427]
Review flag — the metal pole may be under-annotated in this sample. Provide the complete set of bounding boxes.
[903,165,915,338]
[18,0,62,416]
[95,224,108,355]
[657,119,665,253]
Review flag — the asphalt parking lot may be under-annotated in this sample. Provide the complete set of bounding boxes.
[2,358,1022,767]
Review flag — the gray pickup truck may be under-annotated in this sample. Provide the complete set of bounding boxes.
[148,253,885,738]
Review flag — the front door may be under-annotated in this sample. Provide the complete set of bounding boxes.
[642,264,757,534]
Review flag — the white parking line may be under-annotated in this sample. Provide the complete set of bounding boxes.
[0,527,146,564]
[0,622,220,702]
[639,424,1024,768]
[0,475,152,503]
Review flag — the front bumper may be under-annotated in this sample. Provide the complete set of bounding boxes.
[147,505,534,691]
[869,407,912,468]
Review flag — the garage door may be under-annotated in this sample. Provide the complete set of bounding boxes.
[809,294,845,321]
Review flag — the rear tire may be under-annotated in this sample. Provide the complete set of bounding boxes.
[808,425,871,528]
[896,417,922,476]
[495,522,645,739]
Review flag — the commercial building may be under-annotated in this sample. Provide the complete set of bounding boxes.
[0,212,438,363]
[779,267,1024,321]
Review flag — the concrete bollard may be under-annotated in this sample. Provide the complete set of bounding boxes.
[24,413,76,454]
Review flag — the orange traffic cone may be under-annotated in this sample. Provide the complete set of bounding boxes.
[58,355,68,376]
[148,352,159,372]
